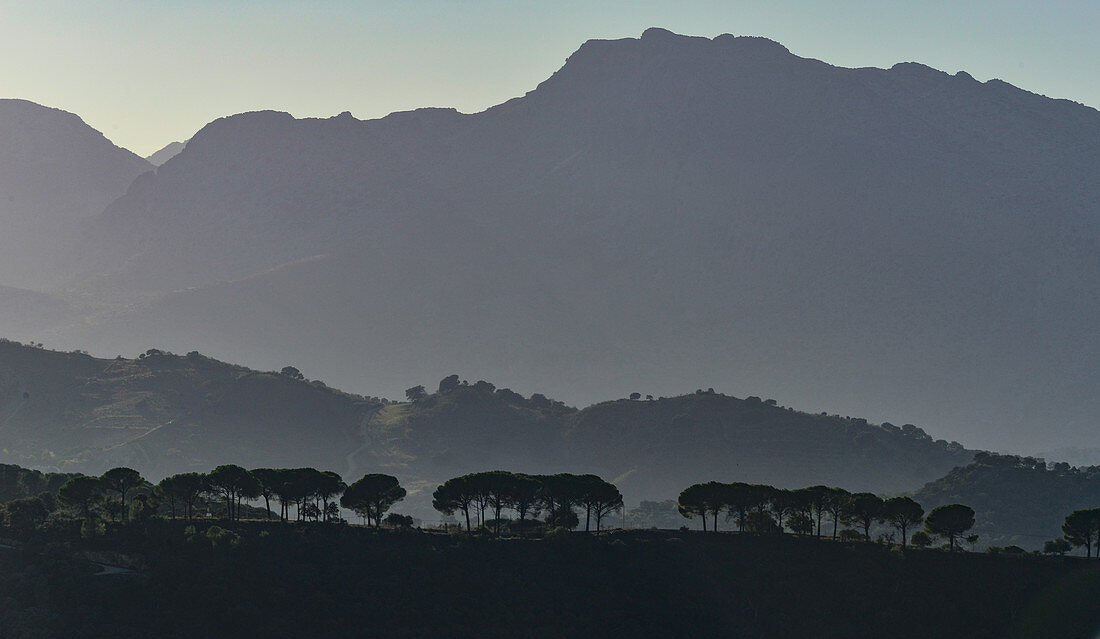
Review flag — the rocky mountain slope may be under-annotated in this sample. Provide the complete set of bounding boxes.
[0,99,151,289]
[2,29,1096,451]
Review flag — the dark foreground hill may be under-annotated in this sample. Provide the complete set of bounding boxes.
[18,28,1093,453]
[1,525,1097,638]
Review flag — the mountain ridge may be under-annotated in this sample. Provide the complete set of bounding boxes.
[1,29,1096,452]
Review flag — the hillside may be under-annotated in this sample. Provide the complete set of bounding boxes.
[566,392,972,499]
[0,342,974,511]
[8,28,1090,452]
[0,340,380,477]
[0,99,151,289]
[339,377,976,518]
[915,453,1100,550]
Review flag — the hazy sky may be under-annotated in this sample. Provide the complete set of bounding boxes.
[2,0,1096,156]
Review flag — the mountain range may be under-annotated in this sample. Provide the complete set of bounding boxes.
[0,28,1096,455]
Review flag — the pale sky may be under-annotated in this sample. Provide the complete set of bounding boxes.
[1,0,1096,156]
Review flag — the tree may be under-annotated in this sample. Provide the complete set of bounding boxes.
[910,531,932,548]
[249,468,281,519]
[280,366,304,380]
[925,504,976,551]
[405,385,427,402]
[787,512,814,536]
[207,465,260,521]
[678,484,709,531]
[578,477,623,532]
[100,467,145,522]
[800,486,833,538]
[4,497,48,533]
[341,474,406,527]
[882,497,924,548]
[57,476,103,519]
[1043,538,1072,556]
[629,392,641,400]
[385,513,414,528]
[1062,509,1100,558]
[156,473,207,520]
[825,488,851,540]
[316,471,347,522]
[433,476,477,531]
[505,474,542,525]
[723,483,758,532]
[844,493,884,541]
[438,375,460,394]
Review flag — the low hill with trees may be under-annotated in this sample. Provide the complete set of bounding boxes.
[0,340,381,478]
[0,342,978,522]
[915,453,1100,550]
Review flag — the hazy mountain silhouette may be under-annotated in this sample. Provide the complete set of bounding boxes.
[0,99,151,289]
[144,140,186,166]
[4,29,1098,451]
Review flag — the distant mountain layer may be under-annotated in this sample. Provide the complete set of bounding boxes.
[145,140,185,166]
[0,341,975,521]
[915,452,1100,550]
[0,99,151,289]
[2,29,1098,452]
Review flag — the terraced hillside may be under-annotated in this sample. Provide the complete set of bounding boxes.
[0,340,380,477]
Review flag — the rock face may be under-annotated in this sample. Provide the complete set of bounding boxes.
[3,30,1098,451]
[0,99,151,289]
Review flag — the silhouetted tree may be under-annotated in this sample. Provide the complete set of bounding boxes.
[156,473,207,520]
[844,493,884,541]
[505,474,542,524]
[798,486,833,537]
[433,476,477,531]
[280,366,304,380]
[316,471,347,522]
[826,488,851,540]
[100,467,145,522]
[678,484,710,531]
[405,385,427,402]
[438,375,460,393]
[3,497,48,533]
[1043,538,1072,556]
[723,482,757,532]
[910,531,932,548]
[57,476,102,520]
[578,476,622,532]
[342,474,406,527]
[882,497,924,548]
[1062,509,1100,558]
[250,469,281,519]
[925,504,976,551]
[207,465,260,521]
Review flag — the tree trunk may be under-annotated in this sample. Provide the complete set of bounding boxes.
[586,505,591,532]
[702,515,707,532]
[713,511,718,532]
[463,506,471,532]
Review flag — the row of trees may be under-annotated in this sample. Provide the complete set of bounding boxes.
[432,472,623,533]
[53,466,406,527]
[677,482,977,550]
